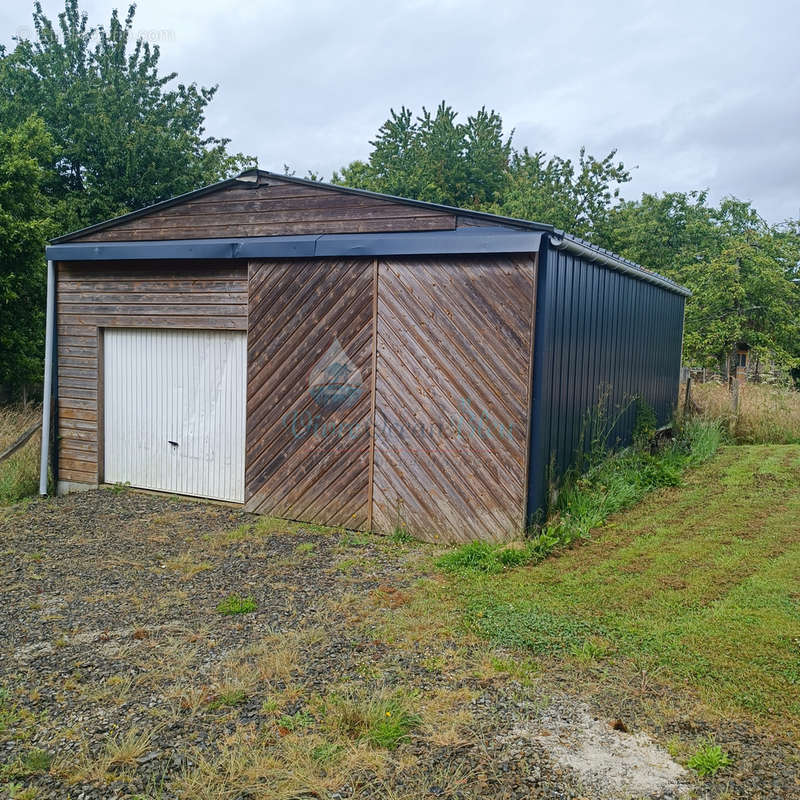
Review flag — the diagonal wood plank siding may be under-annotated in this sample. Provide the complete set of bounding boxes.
[371,255,537,543]
[244,258,374,528]
[55,260,248,486]
[71,179,456,242]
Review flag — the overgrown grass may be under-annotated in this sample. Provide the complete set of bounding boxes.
[437,418,722,575]
[323,688,421,750]
[687,380,800,444]
[0,405,41,505]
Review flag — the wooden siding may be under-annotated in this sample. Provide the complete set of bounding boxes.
[371,255,537,543]
[71,179,456,242]
[245,258,373,527]
[55,260,248,486]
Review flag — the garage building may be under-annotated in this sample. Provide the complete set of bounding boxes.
[40,170,689,542]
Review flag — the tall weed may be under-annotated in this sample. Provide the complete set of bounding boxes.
[0,405,42,505]
[686,381,800,444]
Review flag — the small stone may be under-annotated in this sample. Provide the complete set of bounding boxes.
[137,750,160,765]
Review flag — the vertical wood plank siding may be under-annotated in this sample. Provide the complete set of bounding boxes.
[55,260,248,486]
[71,180,456,242]
[245,258,374,528]
[526,239,686,522]
[371,255,537,543]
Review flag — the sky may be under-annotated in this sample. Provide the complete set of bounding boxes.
[3,0,799,223]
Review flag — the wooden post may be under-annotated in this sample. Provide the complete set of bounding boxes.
[731,377,739,414]
[683,375,692,419]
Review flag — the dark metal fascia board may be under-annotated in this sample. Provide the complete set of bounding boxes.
[46,229,543,261]
[313,229,542,256]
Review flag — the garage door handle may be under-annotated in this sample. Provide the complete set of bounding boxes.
[168,440,179,447]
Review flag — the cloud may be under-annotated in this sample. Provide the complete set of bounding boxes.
[2,0,798,221]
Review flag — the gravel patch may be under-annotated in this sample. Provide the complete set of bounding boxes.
[0,489,797,799]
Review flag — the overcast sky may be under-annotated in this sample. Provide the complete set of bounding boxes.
[3,0,798,223]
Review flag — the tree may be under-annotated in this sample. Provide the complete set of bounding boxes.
[333,103,511,209]
[0,0,254,229]
[334,102,628,234]
[496,146,631,238]
[683,233,800,372]
[0,116,54,393]
[599,192,800,372]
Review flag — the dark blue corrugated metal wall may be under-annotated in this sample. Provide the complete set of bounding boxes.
[526,238,686,522]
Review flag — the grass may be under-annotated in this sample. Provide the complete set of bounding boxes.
[438,418,722,575]
[687,741,732,776]
[323,688,421,750]
[427,442,800,732]
[215,594,257,615]
[687,380,800,444]
[0,405,42,505]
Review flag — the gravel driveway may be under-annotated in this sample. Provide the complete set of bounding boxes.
[0,490,796,799]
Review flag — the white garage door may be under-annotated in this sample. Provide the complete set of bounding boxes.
[104,328,246,502]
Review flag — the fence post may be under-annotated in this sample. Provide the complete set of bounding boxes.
[683,375,693,419]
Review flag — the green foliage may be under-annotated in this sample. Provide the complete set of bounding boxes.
[390,526,414,544]
[278,710,313,731]
[323,689,420,750]
[0,0,254,230]
[466,598,594,654]
[495,146,631,237]
[209,689,247,709]
[365,700,420,750]
[0,406,42,504]
[0,117,54,391]
[687,741,732,776]
[598,191,800,372]
[436,419,722,575]
[216,594,257,615]
[1,748,52,781]
[334,102,511,209]
[632,397,658,447]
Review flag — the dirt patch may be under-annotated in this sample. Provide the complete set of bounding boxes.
[525,697,689,798]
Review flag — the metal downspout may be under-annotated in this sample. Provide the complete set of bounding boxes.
[39,259,55,495]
